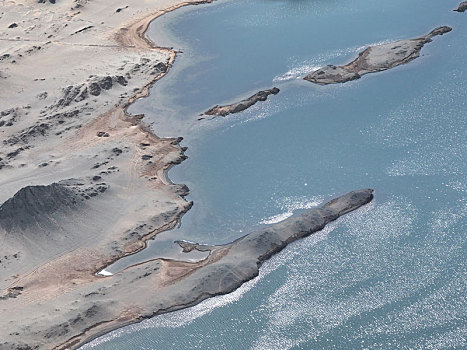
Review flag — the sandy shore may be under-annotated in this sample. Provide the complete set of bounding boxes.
[0,0,215,349]
[0,2,374,350]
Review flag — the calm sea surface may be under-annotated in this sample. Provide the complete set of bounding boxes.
[84,0,466,348]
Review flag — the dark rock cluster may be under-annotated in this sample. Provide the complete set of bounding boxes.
[56,75,128,106]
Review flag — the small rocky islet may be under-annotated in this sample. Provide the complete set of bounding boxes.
[201,87,279,118]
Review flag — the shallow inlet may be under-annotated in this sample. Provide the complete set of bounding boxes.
[84,0,466,348]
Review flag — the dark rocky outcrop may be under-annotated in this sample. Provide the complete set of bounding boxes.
[0,286,24,300]
[55,75,128,103]
[88,82,101,96]
[115,75,128,86]
[0,108,21,128]
[304,26,452,85]
[5,122,51,145]
[454,1,467,12]
[0,342,36,350]
[98,76,113,90]
[203,87,280,117]
[36,92,48,100]
[175,240,215,253]
[0,183,81,232]
[56,85,84,107]
[112,147,123,155]
[72,26,94,36]
[153,62,168,74]
[116,6,129,13]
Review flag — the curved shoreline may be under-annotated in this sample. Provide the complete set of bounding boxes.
[82,0,222,280]
[0,2,400,348]
[71,3,464,350]
[118,0,217,106]
[0,1,223,349]
[40,8,373,350]
[0,0,422,348]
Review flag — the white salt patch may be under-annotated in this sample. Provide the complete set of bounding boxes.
[96,269,113,277]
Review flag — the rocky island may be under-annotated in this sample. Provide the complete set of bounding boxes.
[304,26,452,85]
[202,87,280,118]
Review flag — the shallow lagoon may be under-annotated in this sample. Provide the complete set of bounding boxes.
[85,0,466,348]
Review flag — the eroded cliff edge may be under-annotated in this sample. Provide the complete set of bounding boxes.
[304,26,452,85]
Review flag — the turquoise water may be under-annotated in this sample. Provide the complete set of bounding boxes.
[86,0,466,348]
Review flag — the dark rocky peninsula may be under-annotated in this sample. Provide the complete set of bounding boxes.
[0,189,373,349]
